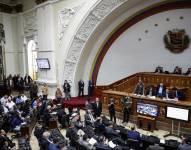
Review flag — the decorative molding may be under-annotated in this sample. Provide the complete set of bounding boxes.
[36,79,57,87]
[63,60,76,84]
[63,0,127,93]
[58,6,81,42]
[23,10,37,37]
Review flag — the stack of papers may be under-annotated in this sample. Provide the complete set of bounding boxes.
[109,141,116,148]
[89,138,97,145]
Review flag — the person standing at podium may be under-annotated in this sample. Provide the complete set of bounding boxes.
[134,78,144,95]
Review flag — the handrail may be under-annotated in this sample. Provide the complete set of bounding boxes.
[94,72,191,96]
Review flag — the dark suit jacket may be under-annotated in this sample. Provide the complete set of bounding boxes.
[185,69,191,75]
[127,130,141,141]
[134,82,144,95]
[178,143,191,150]
[146,87,156,96]
[24,75,32,84]
[156,85,166,97]
[63,83,71,92]
[66,127,79,141]
[95,142,111,150]
[155,67,163,73]
[105,127,119,138]
[84,113,95,125]
[147,144,164,150]
[78,81,84,90]
[93,102,102,117]
[108,103,115,113]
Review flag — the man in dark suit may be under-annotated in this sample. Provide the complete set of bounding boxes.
[95,136,110,150]
[127,126,141,141]
[134,78,144,95]
[108,98,116,123]
[24,73,32,86]
[156,83,166,98]
[105,124,119,139]
[173,66,182,74]
[147,143,164,150]
[172,87,185,100]
[164,88,174,99]
[184,68,191,76]
[121,96,132,123]
[88,80,94,97]
[154,66,163,73]
[93,97,102,118]
[178,138,191,150]
[78,79,84,97]
[146,85,156,97]
[66,124,79,146]
[63,80,71,100]
[84,109,95,127]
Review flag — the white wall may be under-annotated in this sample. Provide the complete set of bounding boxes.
[35,3,57,97]
[3,13,24,76]
[97,9,191,85]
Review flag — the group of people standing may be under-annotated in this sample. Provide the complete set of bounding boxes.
[55,79,94,102]
[5,74,33,94]
[5,73,39,101]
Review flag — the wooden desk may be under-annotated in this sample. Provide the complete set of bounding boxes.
[101,90,191,134]
[95,72,191,100]
[137,115,156,131]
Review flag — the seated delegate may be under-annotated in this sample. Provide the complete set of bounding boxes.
[173,66,182,75]
[154,66,163,73]
[156,83,166,98]
[184,68,191,76]
[146,85,156,97]
[134,78,144,95]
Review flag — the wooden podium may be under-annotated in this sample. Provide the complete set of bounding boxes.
[137,115,156,131]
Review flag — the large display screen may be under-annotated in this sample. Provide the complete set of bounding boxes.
[166,106,190,122]
[137,102,158,117]
[36,58,50,69]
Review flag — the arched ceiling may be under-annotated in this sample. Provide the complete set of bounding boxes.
[91,0,191,84]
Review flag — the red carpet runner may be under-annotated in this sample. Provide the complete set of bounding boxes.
[63,96,96,108]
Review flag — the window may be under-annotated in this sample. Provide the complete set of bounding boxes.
[27,40,37,80]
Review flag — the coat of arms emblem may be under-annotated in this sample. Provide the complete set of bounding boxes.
[164,29,190,53]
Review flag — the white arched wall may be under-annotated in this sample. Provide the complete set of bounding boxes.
[72,0,163,95]
[74,0,171,95]
[97,8,191,85]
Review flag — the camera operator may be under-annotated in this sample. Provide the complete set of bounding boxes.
[121,96,132,123]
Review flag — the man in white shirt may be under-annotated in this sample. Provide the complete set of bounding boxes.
[21,94,28,102]
[5,97,15,111]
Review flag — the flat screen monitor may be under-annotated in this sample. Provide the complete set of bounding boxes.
[36,58,50,69]
[137,102,158,117]
[166,106,190,122]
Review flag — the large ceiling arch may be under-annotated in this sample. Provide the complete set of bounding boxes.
[62,0,191,95]
[91,0,191,84]
[63,0,128,95]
